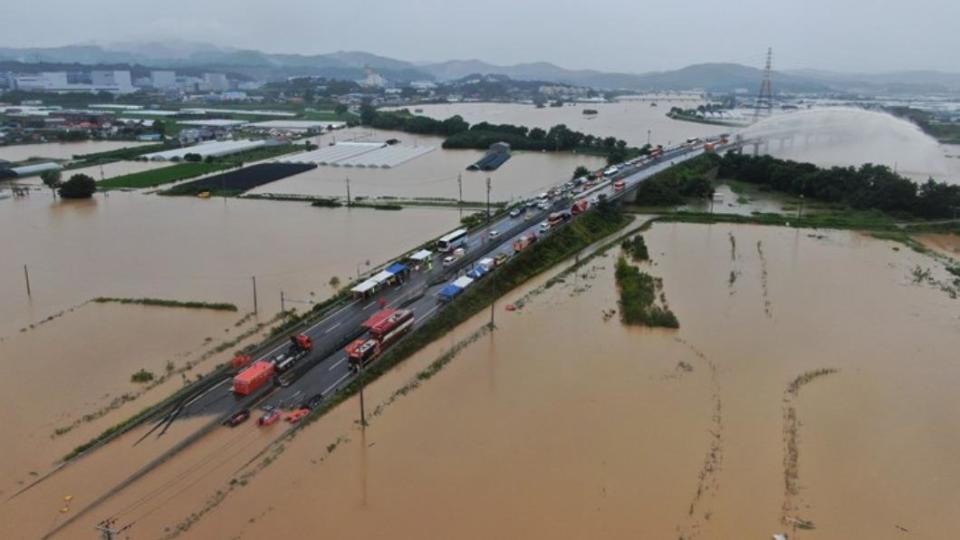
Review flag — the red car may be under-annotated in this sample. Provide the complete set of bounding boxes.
[258,408,281,426]
[285,408,311,424]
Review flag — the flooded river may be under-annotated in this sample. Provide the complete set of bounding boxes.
[17,221,957,539]
[389,97,728,148]
[0,140,151,162]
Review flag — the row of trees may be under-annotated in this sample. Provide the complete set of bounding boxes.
[360,105,648,164]
[718,153,960,219]
[40,170,97,199]
[632,154,717,206]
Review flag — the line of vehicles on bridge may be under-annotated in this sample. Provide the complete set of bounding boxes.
[223,135,729,428]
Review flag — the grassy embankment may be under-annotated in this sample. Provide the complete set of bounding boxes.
[92,297,238,312]
[98,144,304,189]
[68,143,171,168]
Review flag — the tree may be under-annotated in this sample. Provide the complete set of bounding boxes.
[58,174,96,199]
[184,153,203,162]
[40,170,62,198]
[359,101,377,125]
[572,165,591,179]
[334,103,348,115]
[328,276,341,289]
[153,119,167,136]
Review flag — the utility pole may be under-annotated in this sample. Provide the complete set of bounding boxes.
[280,290,285,314]
[359,361,367,428]
[647,129,651,146]
[489,295,496,329]
[95,519,121,540]
[23,264,31,298]
[251,276,258,314]
[345,177,351,206]
[457,173,462,207]
[486,177,492,225]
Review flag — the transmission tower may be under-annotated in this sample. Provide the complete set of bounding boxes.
[753,47,774,121]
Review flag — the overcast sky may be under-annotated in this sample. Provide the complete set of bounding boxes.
[3,0,958,73]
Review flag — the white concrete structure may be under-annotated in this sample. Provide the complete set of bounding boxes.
[181,108,297,118]
[91,70,134,93]
[151,70,177,89]
[178,119,248,128]
[336,145,434,168]
[203,73,230,92]
[143,139,268,161]
[283,142,384,165]
[248,120,346,132]
[283,142,434,169]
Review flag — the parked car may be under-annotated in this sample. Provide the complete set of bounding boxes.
[494,253,509,266]
[509,207,523,218]
[538,201,551,211]
[539,221,551,233]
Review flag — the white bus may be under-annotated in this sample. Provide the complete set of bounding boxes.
[437,228,468,253]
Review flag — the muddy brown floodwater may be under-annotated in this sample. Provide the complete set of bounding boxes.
[0,190,460,503]
[0,141,152,162]
[389,97,729,148]
[20,221,957,539]
[247,127,606,203]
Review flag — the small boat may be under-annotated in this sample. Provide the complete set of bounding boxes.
[197,191,212,199]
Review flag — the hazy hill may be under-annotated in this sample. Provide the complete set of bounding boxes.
[0,42,956,93]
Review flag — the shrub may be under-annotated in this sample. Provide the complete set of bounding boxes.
[131,369,155,383]
[58,174,96,199]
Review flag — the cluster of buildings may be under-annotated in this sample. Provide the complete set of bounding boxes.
[0,103,162,145]
[0,69,258,96]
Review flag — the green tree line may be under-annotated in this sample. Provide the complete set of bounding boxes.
[718,152,960,219]
[360,105,649,164]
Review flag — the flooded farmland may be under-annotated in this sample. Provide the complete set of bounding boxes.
[0,190,461,501]
[20,221,956,540]
[0,140,152,162]
[248,127,606,203]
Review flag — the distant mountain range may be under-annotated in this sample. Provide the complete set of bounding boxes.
[2,42,959,94]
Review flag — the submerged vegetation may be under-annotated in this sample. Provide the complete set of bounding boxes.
[93,297,238,312]
[130,369,155,383]
[621,234,650,261]
[718,152,960,220]
[614,257,679,328]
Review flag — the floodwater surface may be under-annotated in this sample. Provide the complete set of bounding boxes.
[389,97,727,148]
[0,190,460,500]
[23,222,956,540]
[248,127,606,203]
[0,140,151,162]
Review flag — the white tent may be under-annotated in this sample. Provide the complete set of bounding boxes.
[371,270,395,284]
[350,279,378,294]
[409,249,432,262]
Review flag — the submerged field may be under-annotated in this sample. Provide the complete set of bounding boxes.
[10,221,957,539]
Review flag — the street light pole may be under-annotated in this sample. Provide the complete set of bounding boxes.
[486,177,491,225]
